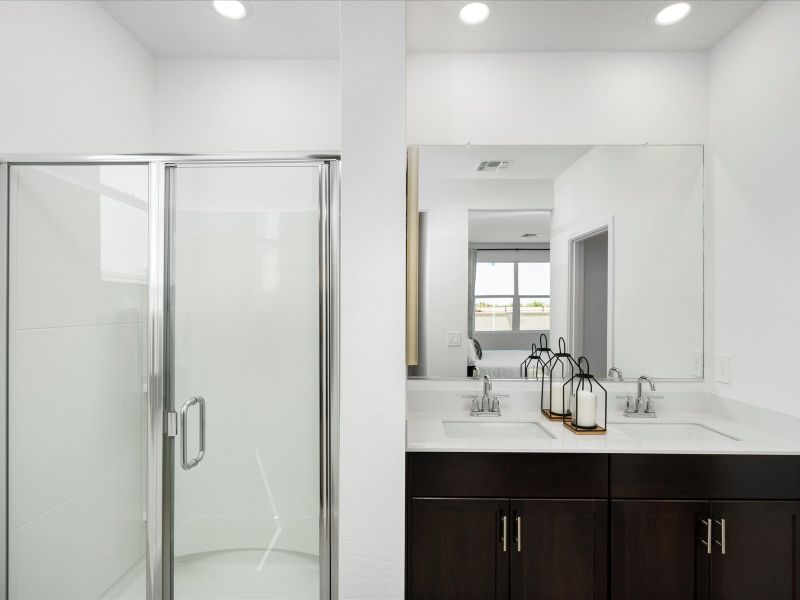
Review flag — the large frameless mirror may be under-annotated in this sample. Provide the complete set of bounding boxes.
[407,145,703,380]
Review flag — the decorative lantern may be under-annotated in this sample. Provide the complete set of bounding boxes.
[519,334,552,379]
[564,356,607,435]
[540,337,580,421]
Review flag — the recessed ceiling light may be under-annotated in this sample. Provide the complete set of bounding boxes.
[212,0,250,20]
[459,2,491,25]
[654,2,692,26]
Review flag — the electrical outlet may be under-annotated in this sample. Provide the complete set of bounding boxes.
[716,354,732,384]
[691,351,703,378]
[447,331,461,347]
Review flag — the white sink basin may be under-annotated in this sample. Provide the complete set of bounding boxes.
[442,420,556,440]
[610,422,739,442]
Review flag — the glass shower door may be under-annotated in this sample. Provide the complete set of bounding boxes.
[166,163,325,600]
[7,164,149,599]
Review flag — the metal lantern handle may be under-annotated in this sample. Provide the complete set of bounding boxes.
[578,356,590,375]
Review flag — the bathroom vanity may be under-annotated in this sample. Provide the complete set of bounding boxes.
[406,451,800,600]
[405,393,800,600]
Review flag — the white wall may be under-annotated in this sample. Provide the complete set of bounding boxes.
[154,59,340,151]
[0,0,154,153]
[408,52,708,146]
[708,1,800,416]
[551,146,704,379]
[339,2,406,598]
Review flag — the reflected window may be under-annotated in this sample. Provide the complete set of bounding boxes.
[473,258,550,332]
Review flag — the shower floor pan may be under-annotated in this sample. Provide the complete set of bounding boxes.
[103,548,320,599]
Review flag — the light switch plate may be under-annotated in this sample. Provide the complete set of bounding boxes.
[716,354,732,384]
[447,331,461,347]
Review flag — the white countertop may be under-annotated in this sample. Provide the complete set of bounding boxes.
[407,410,800,454]
[406,388,800,454]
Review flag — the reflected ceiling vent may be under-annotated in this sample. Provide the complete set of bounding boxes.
[476,160,512,172]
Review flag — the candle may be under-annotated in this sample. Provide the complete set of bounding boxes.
[575,389,598,428]
[549,381,567,415]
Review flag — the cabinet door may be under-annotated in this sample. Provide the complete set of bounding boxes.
[611,500,710,600]
[408,498,510,600]
[510,499,607,600]
[710,501,800,600]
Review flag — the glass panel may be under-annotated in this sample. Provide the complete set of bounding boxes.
[474,262,514,295]
[8,165,148,599]
[518,262,551,295]
[520,297,551,331]
[474,297,513,331]
[170,165,321,599]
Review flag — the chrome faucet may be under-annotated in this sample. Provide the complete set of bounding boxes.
[481,375,493,411]
[463,374,506,417]
[608,367,624,382]
[623,375,657,418]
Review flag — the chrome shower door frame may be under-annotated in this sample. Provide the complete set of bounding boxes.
[0,154,340,600]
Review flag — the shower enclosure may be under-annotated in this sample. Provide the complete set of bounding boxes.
[0,155,339,600]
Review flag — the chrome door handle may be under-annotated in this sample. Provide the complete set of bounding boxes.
[516,515,522,552]
[180,396,206,470]
[700,518,712,554]
[714,518,726,555]
[501,514,508,552]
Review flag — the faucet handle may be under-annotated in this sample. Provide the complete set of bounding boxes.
[617,394,635,413]
[489,395,504,414]
[463,395,480,413]
[645,395,663,414]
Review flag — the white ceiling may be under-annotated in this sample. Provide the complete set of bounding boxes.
[101,0,763,59]
[421,145,591,180]
[101,1,340,59]
[408,0,764,53]
[469,210,552,244]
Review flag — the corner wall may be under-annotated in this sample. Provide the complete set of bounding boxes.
[0,0,154,153]
[708,0,800,416]
[154,58,340,152]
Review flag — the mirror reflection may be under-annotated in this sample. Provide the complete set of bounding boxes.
[408,145,703,380]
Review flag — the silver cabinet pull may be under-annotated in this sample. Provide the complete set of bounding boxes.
[715,518,726,555]
[180,396,206,470]
[700,518,712,554]
[501,515,508,552]
[516,516,522,552]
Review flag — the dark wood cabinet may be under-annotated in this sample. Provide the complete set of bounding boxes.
[610,500,710,600]
[407,496,606,600]
[408,498,509,600]
[710,501,800,600]
[511,499,607,600]
[406,454,800,600]
[610,499,800,600]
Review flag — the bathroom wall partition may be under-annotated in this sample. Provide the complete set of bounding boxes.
[0,155,339,600]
